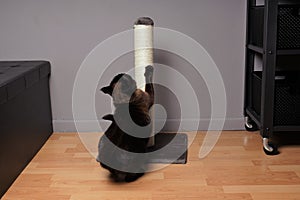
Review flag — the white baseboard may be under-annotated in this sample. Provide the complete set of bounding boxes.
[53,118,245,132]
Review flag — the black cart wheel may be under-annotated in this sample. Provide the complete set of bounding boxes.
[244,116,258,131]
[263,138,279,155]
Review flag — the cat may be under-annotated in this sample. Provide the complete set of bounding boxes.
[97,65,154,182]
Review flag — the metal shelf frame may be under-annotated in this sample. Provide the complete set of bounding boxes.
[244,0,300,153]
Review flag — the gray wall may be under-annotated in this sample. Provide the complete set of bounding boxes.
[0,0,246,132]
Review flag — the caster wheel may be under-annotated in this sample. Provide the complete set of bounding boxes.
[263,138,279,155]
[244,116,258,132]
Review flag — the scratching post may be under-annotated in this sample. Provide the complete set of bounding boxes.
[134,17,155,147]
[134,17,154,91]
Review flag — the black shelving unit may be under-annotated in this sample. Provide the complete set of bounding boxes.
[244,0,300,155]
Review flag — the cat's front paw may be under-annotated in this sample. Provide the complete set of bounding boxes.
[144,65,154,77]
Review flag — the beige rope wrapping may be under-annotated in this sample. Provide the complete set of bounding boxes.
[134,25,153,91]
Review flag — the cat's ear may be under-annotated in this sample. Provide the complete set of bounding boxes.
[102,114,114,121]
[101,86,112,96]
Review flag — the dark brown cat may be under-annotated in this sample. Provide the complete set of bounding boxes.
[97,65,154,182]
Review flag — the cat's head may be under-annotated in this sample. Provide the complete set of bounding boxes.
[101,73,137,103]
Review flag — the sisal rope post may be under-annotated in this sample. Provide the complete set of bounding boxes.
[134,17,155,147]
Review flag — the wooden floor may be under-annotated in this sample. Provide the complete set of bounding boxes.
[3,131,300,200]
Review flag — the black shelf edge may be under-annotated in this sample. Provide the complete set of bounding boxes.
[274,126,300,132]
[278,0,300,5]
[277,49,300,55]
[247,45,300,55]
[247,44,263,54]
[250,1,300,7]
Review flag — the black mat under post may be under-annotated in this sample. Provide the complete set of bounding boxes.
[146,133,188,164]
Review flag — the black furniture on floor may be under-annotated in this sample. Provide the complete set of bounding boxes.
[0,61,53,197]
[244,0,300,155]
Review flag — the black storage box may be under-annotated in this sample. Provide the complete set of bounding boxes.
[0,61,53,197]
[250,3,300,49]
[252,71,300,126]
